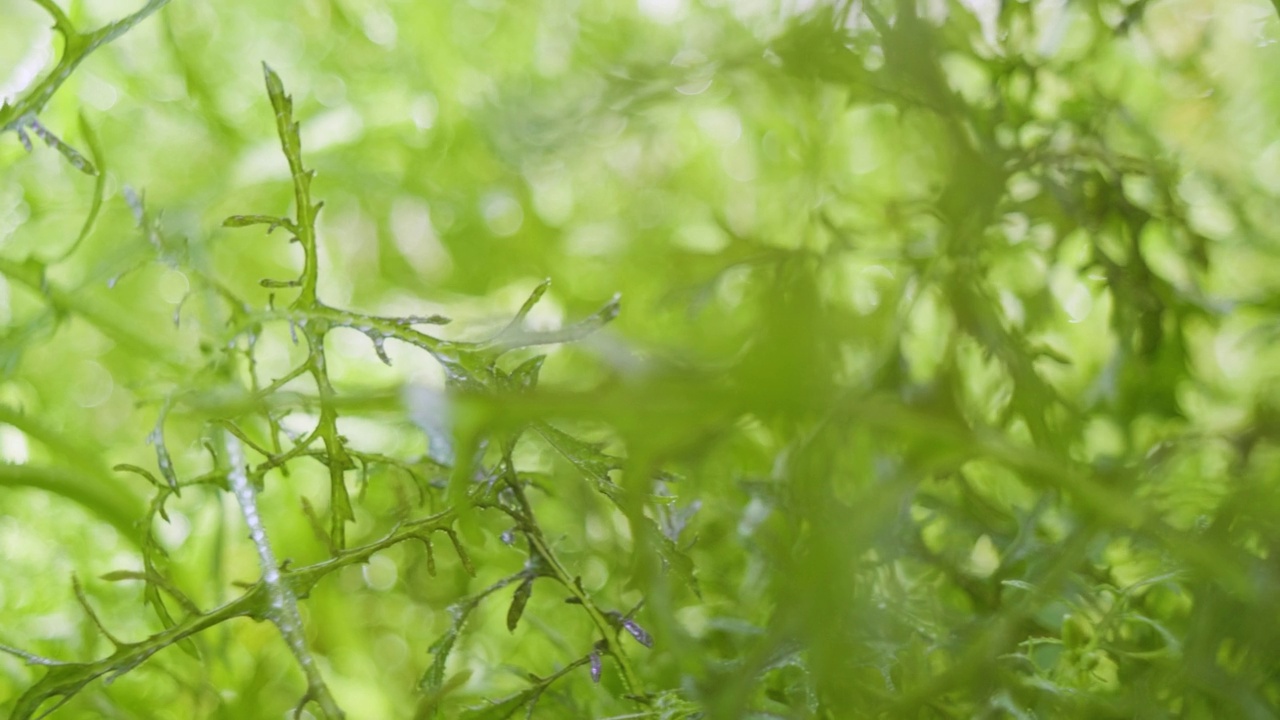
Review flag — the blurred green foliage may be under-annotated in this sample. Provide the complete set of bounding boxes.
[4,0,1280,717]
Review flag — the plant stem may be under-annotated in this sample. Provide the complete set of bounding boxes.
[223,431,346,719]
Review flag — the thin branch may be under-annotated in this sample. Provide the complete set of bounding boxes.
[223,432,345,719]
[2,0,172,133]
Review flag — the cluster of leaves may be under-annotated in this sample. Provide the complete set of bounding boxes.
[1,3,676,718]
[4,0,1280,718]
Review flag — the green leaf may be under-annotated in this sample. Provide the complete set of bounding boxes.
[506,577,534,632]
[533,421,623,501]
[457,686,543,720]
[414,669,473,720]
[506,355,547,392]
[222,214,295,233]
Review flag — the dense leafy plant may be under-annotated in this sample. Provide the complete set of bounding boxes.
[3,0,1280,718]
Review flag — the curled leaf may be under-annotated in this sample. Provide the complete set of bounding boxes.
[113,463,164,490]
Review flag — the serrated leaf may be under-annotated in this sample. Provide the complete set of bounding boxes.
[651,522,700,598]
[534,422,622,502]
[421,626,460,696]
[648,690,702,720]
